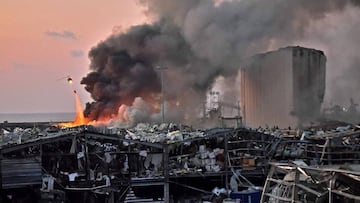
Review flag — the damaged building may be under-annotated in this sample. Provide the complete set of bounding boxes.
[3,120,360,202]
[240,46,326,128]
[261,162,360,203]
[0,122,277,202]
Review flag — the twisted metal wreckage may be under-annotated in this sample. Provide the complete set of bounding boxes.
[0,123,273,202]
[261,125,360,203]
[2,123,360,202]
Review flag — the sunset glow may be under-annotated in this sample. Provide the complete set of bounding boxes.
[0,0,146,114]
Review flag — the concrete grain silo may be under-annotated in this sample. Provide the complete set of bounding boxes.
[240,46,326,128]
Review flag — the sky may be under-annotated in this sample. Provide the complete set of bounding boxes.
[1,0,360,116]
[0,0,146,113]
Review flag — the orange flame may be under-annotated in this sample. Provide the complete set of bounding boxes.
[58,90,88,127]
[59,92,164,128]
[73,90,85,124]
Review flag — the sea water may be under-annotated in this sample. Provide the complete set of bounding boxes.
[0,112,75,123]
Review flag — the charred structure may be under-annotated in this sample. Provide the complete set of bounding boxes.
[0,123,276,202]
[3,121,360,202]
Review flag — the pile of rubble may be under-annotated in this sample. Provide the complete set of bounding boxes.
[169,145,225,175]
[6,120,360,202]
[123,123,206,144]
[262,162,360,203]
[0,125,82,147]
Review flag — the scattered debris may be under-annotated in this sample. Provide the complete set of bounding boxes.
[261,162,360,203]
[3,122,360,202]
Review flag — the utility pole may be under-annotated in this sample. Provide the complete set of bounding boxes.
[157,65,168,123]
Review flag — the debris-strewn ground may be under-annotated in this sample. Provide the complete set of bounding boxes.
[2,121,360,202]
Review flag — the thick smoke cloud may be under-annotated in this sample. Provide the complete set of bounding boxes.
[295,5,360,108]
[81,22,194,121]
[82,0,360,125]
[141,0,359,66]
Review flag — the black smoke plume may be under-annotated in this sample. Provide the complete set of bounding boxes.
[81,0,360,124]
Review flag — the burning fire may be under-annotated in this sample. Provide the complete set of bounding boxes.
[58,89,165,128]
[58,90,88,127]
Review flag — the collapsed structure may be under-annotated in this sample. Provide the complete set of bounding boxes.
[3,121,360,202]
[2,39,360,202]
[240,46,326,128]
[0,122,275,202]
[261,162,360,203]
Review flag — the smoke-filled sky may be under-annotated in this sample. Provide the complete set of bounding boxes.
[1,0,360,120]
[0,0,146,113]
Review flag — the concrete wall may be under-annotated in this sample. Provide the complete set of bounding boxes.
[292,47,326,124]
[240,46,326,128]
